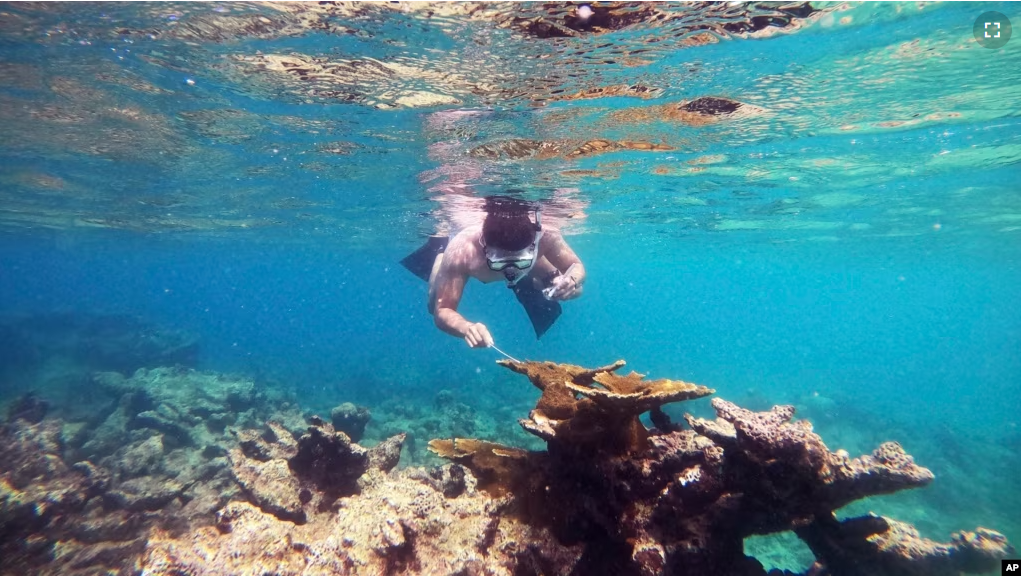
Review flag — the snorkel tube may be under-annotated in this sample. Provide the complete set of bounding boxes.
[505,204,543,286]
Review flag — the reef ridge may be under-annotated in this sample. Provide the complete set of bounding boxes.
[0,359,1012,575]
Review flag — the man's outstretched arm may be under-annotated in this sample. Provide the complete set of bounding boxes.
[429,253,494,348]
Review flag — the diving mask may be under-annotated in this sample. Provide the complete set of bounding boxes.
[484,231,543,285]
[481,205,544,285]
[486,252,535,272]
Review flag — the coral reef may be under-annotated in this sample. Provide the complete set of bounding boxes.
[74,366,302,461]
[429,359,1012,575]
[145,418,577,576]
[0,358,1012,576]
[0,367,296,575]
[0,417,109,573]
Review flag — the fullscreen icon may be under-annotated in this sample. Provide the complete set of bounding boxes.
[975,11,1011,49]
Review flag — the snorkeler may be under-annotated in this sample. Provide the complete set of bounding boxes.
[401,195,585,347]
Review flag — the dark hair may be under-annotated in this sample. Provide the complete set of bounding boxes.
[482,194,539,251]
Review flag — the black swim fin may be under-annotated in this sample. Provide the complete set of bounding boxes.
[400,236,562,339]
[511,281,562,339]
[400,236,449,281]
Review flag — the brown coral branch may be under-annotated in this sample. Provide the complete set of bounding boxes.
[499,360,712,456]
[567,377,713,414]
[427,438,532,497]
[496,358,626,390]
[796,512,1014,576]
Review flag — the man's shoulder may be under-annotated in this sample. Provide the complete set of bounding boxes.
[443,227,484,270]
[448,226,481,248]
[540,227,564,244]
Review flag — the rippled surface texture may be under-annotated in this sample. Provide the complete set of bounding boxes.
[0,2,1017,244]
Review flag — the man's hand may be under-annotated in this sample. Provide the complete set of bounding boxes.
[546,273,583,301]
[464,322,495,348]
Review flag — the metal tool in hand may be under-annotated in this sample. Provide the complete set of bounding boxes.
[543,263,579,301]
[491,344,520,363]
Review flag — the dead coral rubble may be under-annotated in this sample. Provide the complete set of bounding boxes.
[0,368,283,575]
[148,418,579,576]
[429,359,1013,576]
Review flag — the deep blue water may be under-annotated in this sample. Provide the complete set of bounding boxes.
[3,231,1018,434]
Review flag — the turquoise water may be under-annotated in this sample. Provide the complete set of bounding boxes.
[1,2,1019,572]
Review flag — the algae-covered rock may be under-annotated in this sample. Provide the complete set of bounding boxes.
[113,434,165,479]
[103,475,183,512]
[229,450,306,523]
[289,417,369,495]
[330,401,370,442]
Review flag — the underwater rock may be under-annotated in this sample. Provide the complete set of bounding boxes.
[139,410,581,575]
[0,419,95,522]
[227,420,306,522]
[5,392,49,423]
[103,475,183,512]
[112,433,165,479]
[330,401,370,442]
[367,432,406,474]
[0,418,118,574]
[230,449,306,523]
[696,398,935,528]
[428,463,470,498]
[289,416,369,495]
[796,513,1014,576]
[226,417,407,523]
[0,364,306,575]
[79,367,272,462]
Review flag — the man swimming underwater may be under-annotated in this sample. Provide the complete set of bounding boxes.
[401,195,586,348]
